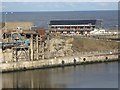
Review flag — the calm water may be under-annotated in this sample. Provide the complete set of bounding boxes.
[2,62,118,88]
[2,10,118,29]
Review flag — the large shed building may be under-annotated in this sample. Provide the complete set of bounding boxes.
[49,20,102,35]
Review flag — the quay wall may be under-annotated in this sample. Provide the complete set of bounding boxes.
[1,54,119,72]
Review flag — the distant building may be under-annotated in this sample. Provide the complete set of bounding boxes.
[2,22,33,31]
[49,20,102,35]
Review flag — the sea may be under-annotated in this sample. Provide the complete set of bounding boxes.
[1,10,118,29]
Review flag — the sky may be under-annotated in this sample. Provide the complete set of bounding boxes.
[1,0,120,2]
[1,1,119,12]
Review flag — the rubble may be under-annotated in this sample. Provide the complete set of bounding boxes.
[45,37,74,58]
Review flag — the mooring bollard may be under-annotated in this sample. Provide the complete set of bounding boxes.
[105,57,108,60]
[83,58,86,61]
[62,60,65,67]
[74,59,76,66]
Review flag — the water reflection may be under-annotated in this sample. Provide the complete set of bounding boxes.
[2,62,118,88]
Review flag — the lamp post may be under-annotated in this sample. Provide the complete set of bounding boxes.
[4,12,9,42]
[4,12,8,31]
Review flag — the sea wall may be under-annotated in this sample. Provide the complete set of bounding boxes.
[1,54,118,73]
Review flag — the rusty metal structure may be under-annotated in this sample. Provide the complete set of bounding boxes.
[2,27,47,62]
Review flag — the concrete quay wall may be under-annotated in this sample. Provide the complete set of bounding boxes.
[1,54,119,72]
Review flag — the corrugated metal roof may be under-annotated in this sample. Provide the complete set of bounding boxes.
[50,20,98,25]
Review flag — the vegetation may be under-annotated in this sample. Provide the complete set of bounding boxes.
[72,36,118,52]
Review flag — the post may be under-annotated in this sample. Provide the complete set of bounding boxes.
[0,37,3,89]
[46,33,50,59]
[36,34,39,60]
[0,30,4,63]
[30,34,33,61]
[28,47,30,61]
[16,49,18,62]
[42,42,45,59]
[5,12,7,31]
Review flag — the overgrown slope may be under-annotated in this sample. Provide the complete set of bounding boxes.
[72,37,118,52]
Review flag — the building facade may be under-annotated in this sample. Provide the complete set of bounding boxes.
[49,20,102,35]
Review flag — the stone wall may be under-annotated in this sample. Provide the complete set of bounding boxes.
[1,54,118,72]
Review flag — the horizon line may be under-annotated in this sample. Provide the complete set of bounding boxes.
[1,10,118,13]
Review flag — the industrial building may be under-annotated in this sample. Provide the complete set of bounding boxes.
[49,20,102,35]
[2,22,33,31]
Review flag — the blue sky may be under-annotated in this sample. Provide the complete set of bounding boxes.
[2,2,118,12]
